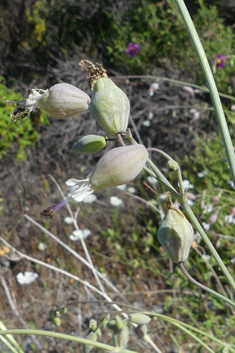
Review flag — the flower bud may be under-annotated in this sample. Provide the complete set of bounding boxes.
[53,317,61,327]
[157,207,194,263]
[38,83,90,118]
[90,78,130,136]
[72,135,108,154]
[129,313,151,325]
[115,316,127,330]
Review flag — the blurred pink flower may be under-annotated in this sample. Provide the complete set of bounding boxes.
[126,43,140,58]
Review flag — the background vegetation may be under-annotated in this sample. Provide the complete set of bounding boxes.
[1,0,235,352]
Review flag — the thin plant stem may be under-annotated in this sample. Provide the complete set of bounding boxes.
[115,75,235,102]
[173,0,235,186]
[48,174,106,295]
[0,330,138,353]
[178,262,235,309]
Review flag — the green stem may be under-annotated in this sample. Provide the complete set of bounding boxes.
[128,132,235,292]
[0,330,138,353]
[174,0,235,187]
[138,312,235,352]
[183,202,235,292]
[178,262,235,309]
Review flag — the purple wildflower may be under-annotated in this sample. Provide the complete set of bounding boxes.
[211,54,227,69]
[126,43,140,58]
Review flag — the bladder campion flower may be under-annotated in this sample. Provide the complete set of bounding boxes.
[126,43,140,58]
[41,144,148,217]
[5,83,90,121]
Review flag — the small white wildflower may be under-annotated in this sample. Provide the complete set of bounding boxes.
[197,170,208,178]
[224,214,234,224]
[148,82,160,96]
[189,108,200,121]
[147,176,158,184]
[143,120,150,127]
[227,180,235,188]
[16,272,39,285]
[110,196,123,206]
[64,216,74,224]
[127,186,136,194]
[187,199,194,207]
[159,194,169,200]
[148,112,154,120]
[202,254,211,261]
[231,105,235,112]
[203,204,213,213]
[182,179,194,191]
[116,184,127,191]
[69,229,91,241]
[183,86,195,97]
[83,194,97,203]
[38,243,47,251]
[231,257,235,264]
[202,222,210,231]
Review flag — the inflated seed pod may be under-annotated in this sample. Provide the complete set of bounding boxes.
[38,83,90,118]
[157,207,194,263]
[90,78,130,136]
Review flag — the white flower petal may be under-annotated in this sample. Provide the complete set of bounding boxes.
[66,178,94,203]
[16,272,39,285]
[69,229,91,241]
[147,176,158,184]
[83,194,97,203]
[110,196,123,206]
[224,214,234,224]
[202,222,210,231]
[64,216,74,224]
[182,179,194,191]
[197,170,208,178]
[116,184,127,191]
[203,204,213,213]
[127,187,136,194]
[143,120,150,127]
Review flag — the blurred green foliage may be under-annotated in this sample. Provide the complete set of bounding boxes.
[0,77,48,160]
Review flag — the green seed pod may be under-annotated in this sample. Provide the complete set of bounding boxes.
[90,78,130,136]
[53,317,61,327]
[157,207,194,263]
[89,319,98,332]
[83,332,97,353]
[135,324,148,339]
[72,135,108,154]
[167,159,179,170]
[60,306,67,315]
[99,314,110,329]
[129,313,151,325]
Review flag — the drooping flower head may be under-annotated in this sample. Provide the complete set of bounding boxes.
[41,144,148,217]
[211,54,227,69]
[126,43,140,58]
[5,83,90,122]
[157,205,194,263]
